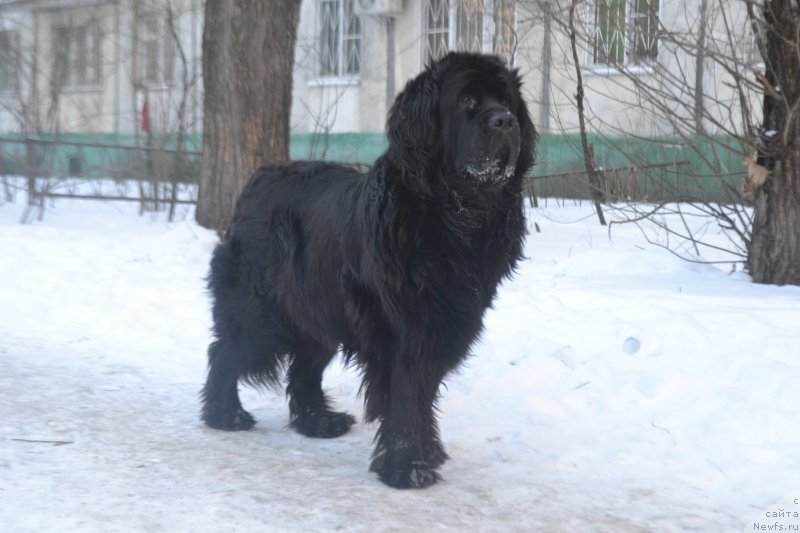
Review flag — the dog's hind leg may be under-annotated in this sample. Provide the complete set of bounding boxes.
[202,239,288,430]
[201,338,257,430]
[203,299,294,430]
[286,343,355,438]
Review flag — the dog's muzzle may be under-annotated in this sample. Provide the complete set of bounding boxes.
[464,112,521,183]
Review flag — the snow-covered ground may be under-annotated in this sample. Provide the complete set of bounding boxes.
[1,192,798,532]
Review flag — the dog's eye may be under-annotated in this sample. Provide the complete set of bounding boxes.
[458,95,478,110]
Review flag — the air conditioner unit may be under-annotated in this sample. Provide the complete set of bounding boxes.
[355,0,403,17]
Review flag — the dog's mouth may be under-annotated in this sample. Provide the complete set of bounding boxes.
[464,157,502,181]
[463,145,518,184]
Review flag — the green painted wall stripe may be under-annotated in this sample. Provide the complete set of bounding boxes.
[1,132,747,201]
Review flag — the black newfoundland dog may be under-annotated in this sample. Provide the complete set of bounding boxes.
[201,52,536,489]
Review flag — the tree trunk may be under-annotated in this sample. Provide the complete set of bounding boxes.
[747,0,800,285]
[196,0,300,233]
[568,0,606,226]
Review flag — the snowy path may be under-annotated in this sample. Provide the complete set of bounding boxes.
[1,198,798,532]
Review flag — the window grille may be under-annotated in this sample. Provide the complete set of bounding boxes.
[593,0,658,65]
[424,0,450,63]
[422,0,515,65]
[455,0,484,53]
[138,12,175,87]
[631,0,658,63]
[493,0,516,62]
[319,0,362,77]
[53,22,101,88]
[0,31,19,92]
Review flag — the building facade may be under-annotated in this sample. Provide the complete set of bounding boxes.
[0,0,203,140]
[0,0,760,146]
[292,0,760,139]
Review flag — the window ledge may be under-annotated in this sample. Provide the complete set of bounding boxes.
[140,84,175,92]
[307,77,361,88]
[60,85,103,94]
[582,64,656,76]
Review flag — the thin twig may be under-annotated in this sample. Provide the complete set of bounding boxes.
[11,438,73,446]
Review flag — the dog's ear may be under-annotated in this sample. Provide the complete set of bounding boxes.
[386,69,440,194]
[512,69,537,177]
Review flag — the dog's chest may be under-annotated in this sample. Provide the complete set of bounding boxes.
[410,208,520,298]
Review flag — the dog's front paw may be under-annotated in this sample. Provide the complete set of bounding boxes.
[291,410,356,438]
[422,438,449,468]
[370,456,441,489]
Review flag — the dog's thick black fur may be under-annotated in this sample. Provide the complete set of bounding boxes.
[201,52,536,489]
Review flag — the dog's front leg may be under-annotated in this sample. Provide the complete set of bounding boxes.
[369,356,442,489]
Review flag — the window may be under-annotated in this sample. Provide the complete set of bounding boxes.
[53,22,101,89]
[424,0,450,61]
[318,0,362,77]
[493,0,516,61]
[422,0,516,65]
[593,0,658,65]
[137,12,175,87]
[0,30,19,92]
[68,156,82,177]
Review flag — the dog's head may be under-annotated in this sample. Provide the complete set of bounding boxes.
[387,52,536,195]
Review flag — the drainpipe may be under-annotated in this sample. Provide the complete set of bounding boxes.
[114,0,121,135]
[386,16,395,118]
[540,1,552,132]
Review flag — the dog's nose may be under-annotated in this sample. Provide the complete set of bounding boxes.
[488,111,518,133]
